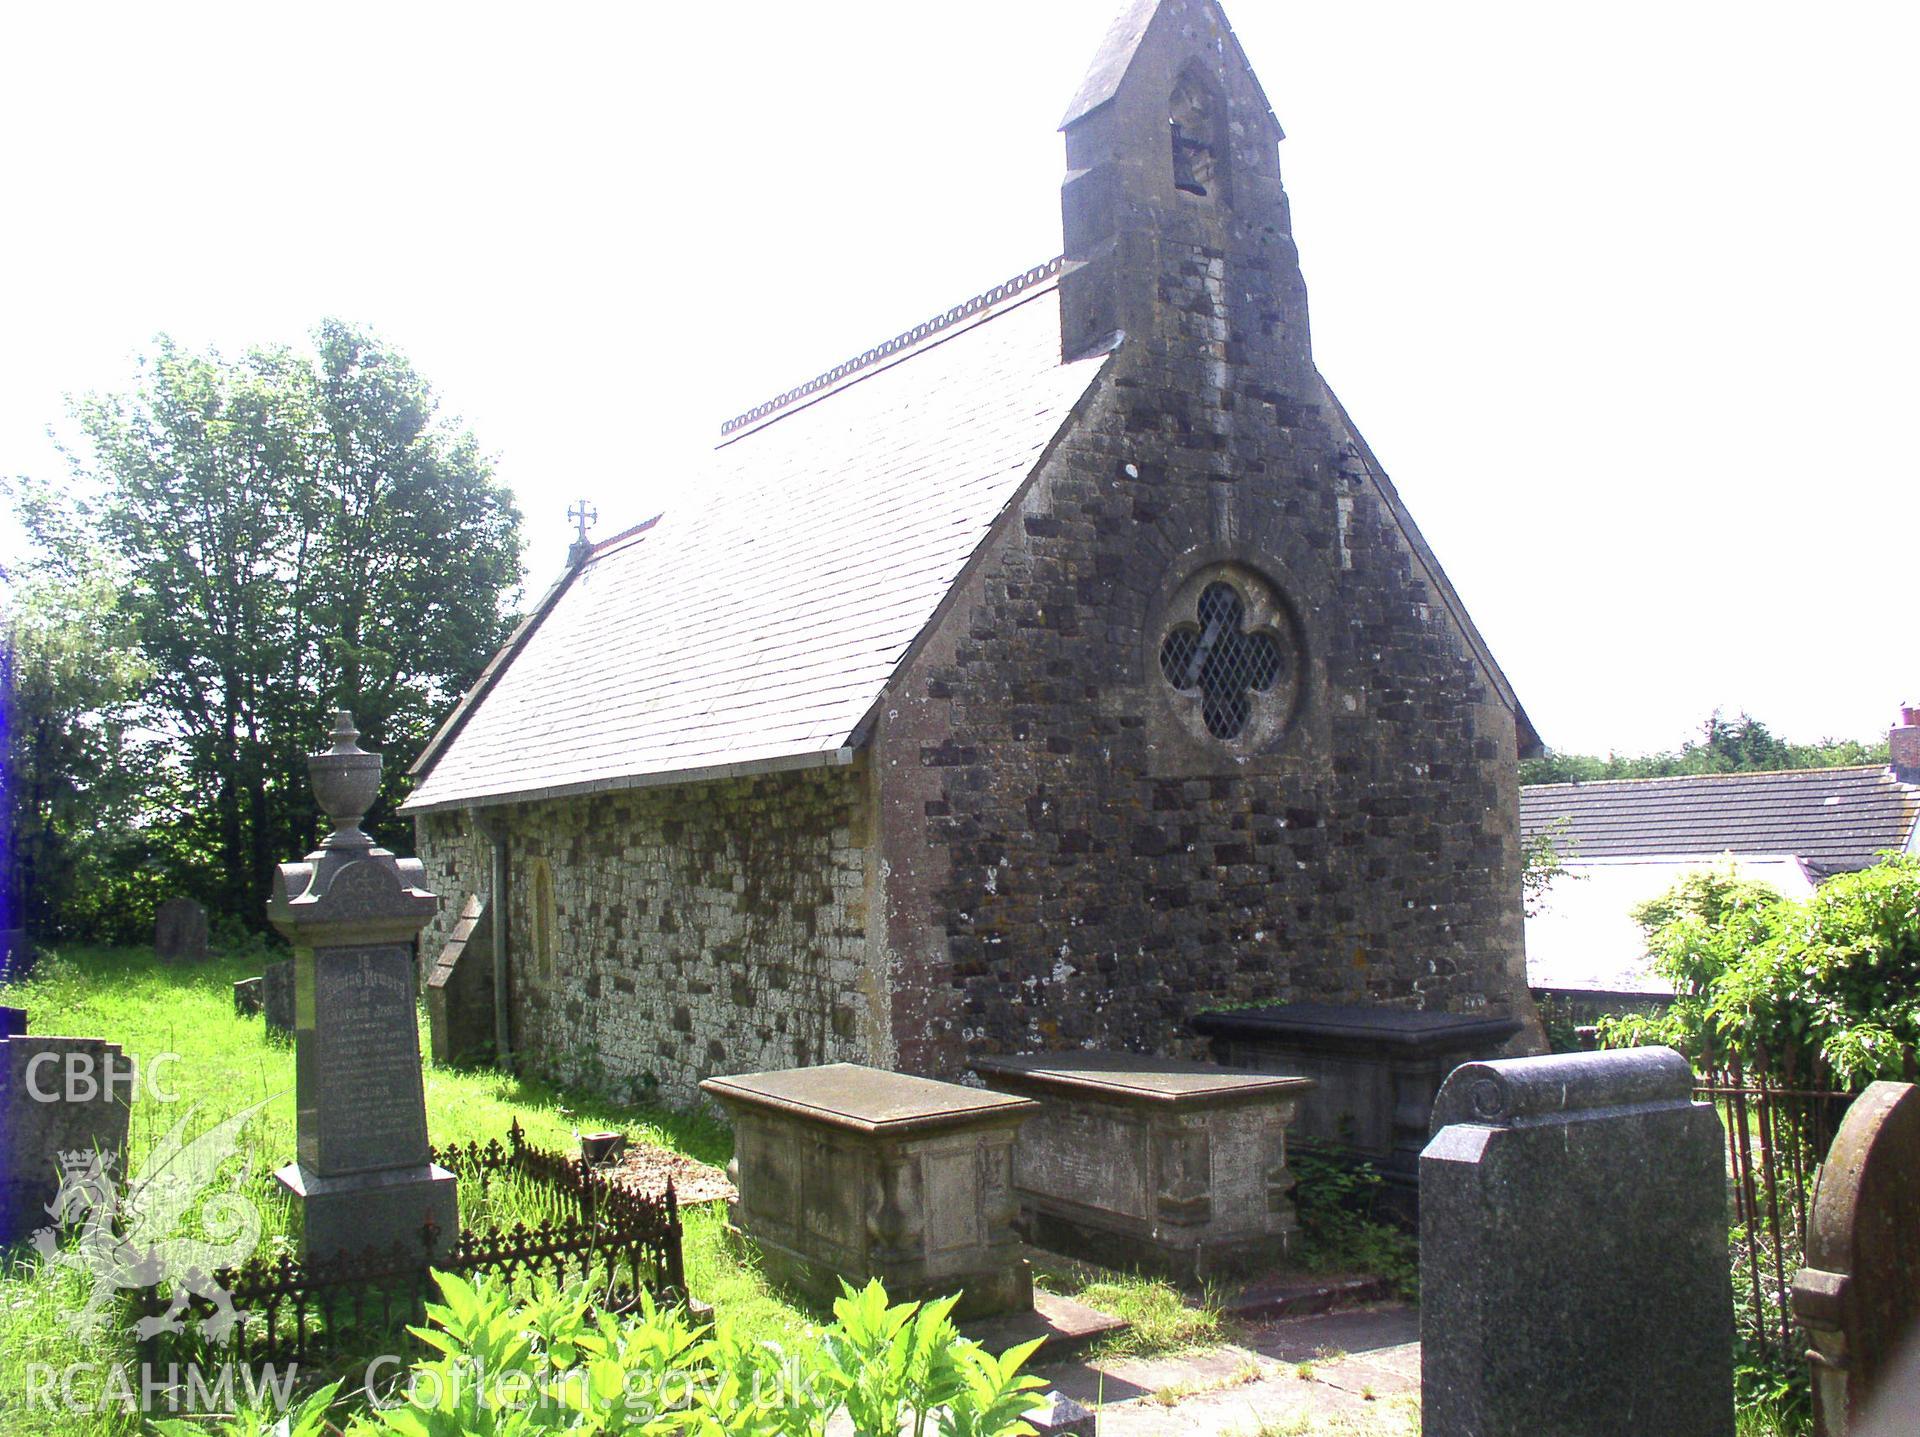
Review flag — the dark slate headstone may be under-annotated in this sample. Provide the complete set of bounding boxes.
[0,1006,25,1039]
[154,896,209,963]
[233,976,265,1016]
[1420,1047,1734,1437]
[1792,1081,1920,1436]
[0,1035,135,1245]
[263,957,294,1034]
[425,895,495,1065]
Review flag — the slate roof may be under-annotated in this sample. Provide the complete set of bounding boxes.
[1521,767,1920,879]
[402,264,1114,814]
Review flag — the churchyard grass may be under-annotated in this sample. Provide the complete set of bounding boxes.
[0,946,1229,1433]
[1028,1252,1224,1356]
[0,944,807,1433]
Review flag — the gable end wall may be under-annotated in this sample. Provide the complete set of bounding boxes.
[869,364,1537,1076]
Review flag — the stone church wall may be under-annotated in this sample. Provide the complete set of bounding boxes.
[871,377,1532,1078]
[867,0,1537,1074]
[413,764,879,1106]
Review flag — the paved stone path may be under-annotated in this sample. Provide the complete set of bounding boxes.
[1035,1304,1420,1437]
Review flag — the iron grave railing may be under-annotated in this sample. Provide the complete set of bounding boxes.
[137,1122,686,1371]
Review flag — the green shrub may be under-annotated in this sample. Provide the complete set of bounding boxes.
[208,1271,1053,1437]
[1600,855,1920,1087]
[1288,1143,1417,1300]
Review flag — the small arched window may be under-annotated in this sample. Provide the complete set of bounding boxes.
[530,858,555,980]
[1169,69,1220,198]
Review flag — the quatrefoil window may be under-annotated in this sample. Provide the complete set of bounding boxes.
[1158,582,1283,739]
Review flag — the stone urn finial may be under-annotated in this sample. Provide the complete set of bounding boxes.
[309,710,382,849]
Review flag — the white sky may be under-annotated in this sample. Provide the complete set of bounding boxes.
[2,1,1914,757]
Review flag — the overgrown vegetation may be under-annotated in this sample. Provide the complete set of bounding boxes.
[1590,856,1920,1437]
[1599,856,1920,1087]
[1286,1144,1417,1302]
[1521,709,1890,786]
[144,1272,1050,1437]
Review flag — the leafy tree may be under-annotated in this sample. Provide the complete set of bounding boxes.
[1522,708,1893,785]
[0,558,163,940]
[16,321,523,926]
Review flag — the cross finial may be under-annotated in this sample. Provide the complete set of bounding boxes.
[567,499,599,566]
[568,499,598,545]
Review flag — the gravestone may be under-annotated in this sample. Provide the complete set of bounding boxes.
[425,895,496,1065]
[0,1034,135,1245]
[1420,1046,1734,1437]
[153,896,209,963]
[1791,1081,1920,1436]
[233,977,265,1016]
[702,1062,1036,1318]
[0,1005,25,1039]
[270,712,454,1261]
[262,958,294,1034]
[973,1052,1312,1282]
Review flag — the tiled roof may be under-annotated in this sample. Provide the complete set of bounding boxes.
[402,267,1113,814]
[1521,767,1920,878]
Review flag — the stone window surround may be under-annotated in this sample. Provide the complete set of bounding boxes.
[529,857,555,981]
[1148,557,1306,755]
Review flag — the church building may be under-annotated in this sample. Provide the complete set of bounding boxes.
[400,0,1545,1104]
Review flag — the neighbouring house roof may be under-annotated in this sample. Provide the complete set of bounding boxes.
[1521,767,1920,881]
[401,262,1115,814]
[1526,854,1819,996]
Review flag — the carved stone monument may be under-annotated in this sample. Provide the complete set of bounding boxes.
[1420,1047,1735,1436]
[0,1031,134,1245]
[270,712,454,1260]
[973,1052,1312,1282]
[233,977,265,1016]
[1792,1081,1920,1437]
[702,1062,1036,1318]
[425,895,496,1066]
[153,896,209,963]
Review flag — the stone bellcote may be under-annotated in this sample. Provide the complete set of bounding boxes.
[1058,0,1314,401]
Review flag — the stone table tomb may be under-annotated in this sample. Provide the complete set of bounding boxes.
[973,1052,1313,1282]
[1193,1002,1521,1204]
[701,1062,1036,1318]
